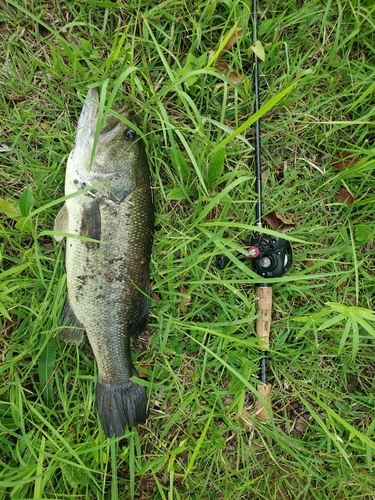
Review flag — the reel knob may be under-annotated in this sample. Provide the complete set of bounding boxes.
[216,255,230,270]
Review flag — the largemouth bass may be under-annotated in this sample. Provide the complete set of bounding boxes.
[54,89,154,437]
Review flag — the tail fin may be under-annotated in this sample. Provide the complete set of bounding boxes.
[96,380,148,437]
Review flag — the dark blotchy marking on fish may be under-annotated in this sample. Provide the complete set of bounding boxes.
[54,88,154,437]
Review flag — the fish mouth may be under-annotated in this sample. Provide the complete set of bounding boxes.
[99,105,134,136]
[72,89,137,177]
[76,88,100,139]
[76,89,134,140]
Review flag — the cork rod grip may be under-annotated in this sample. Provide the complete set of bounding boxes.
[255,286,272,420]
[256,286,272,347]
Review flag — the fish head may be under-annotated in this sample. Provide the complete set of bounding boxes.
[71,89,147,202]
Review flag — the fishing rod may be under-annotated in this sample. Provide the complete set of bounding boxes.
[217,0,292,419]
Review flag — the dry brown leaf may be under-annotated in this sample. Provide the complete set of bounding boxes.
[215,61,230,72]
[304,260,315,274]
[138,365,152,379]
[294,417,307,434]
[286,400,300,419]
[273,166,284,181]
[219,27,243,58]
[331,151,359,170]
[38,23,50,37]
[178,286,192,314]
[40,122,50,131]
[6,95,25,102]
[152,292,163,305]
[215,62,243,84]
[335,187,355,205]
[263,211,294,231]
[228,70,243,84]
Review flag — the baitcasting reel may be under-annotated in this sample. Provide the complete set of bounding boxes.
[216,233,292,279]
[246,233,292,278]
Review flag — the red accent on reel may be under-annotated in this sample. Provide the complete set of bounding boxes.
[246,246,260,259]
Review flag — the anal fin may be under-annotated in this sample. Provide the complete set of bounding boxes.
[60,299,84,345]
[129,289,150,340]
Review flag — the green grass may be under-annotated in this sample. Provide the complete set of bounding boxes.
[1,0,375,498]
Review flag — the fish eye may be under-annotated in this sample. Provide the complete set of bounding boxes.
[124,129,136,141]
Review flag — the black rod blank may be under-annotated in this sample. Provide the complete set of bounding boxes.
[253,0,263,228]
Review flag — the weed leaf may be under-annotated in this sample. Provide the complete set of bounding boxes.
[19,187,34,217]
[251,40,266,61]
[38,337,57,407]
[168,187,195,200]
[0,301,12,321]
[0,198,21,220]
[355,224,374,243]
[338,319,352,354]
[61,463,90,488]
[207,147,225,189]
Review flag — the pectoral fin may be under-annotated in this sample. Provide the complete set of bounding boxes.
[54,204,69,242]
[80,198,101,249]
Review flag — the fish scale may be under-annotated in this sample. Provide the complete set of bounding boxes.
[54,89,154,437]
